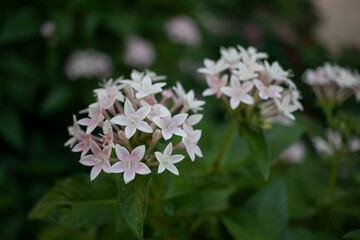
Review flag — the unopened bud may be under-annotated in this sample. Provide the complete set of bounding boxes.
[118,130,132,150]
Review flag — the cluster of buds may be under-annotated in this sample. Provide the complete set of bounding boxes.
[303,63,360,105]
[198,45,302,128]
[312,129,360,156]
[65,70,204,183]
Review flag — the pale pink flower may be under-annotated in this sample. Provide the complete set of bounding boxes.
[274,95,298,120]
[94,78,124,109]
[203,75,228,98]
[265,61,290,81]
[110,145,151,183]
[155,142,184,175]
[110,99,152,139]
[220,47,241,68]
[100,120,114,148]
[123,36,156,69]
[79,142,112,181]
[197,58,228,76]
[182,127,203,161]
[153,114,188,140]
[165,15,201,46]
[77,103,104,134]
[72,133,97,158]
[183,90,205,113]
[64,115,83,148]
[185,114,203,127]
[233,61,259,81]
[132,76,166,98]
[141,101,170,120]
[221,76,254,109]
[254,79,283,100]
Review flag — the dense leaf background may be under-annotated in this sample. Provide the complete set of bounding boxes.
[1,0,360,239]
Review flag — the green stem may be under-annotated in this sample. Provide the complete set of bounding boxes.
[327,151,341,198]
[212,119,237,171]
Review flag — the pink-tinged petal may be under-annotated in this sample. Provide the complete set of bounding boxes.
[203,88,216,96]
[110,161,126,173]
[221,87,233,97]
[170,155,184,164]
[152,117,164,128]
[79,155,96,166]
[162,129,173,140]
[187,114,203,126]
[191,130,202,142]
[172,113,188,126]
[186,146,196,161]
[242,82,254,92]
[80,148,90,159]
[240,94,254,105]
[193,145,203,158]
[77,118,92,126]
[72,142,88,152]
[86,123,98,134]
[103,146,112,159]
[157,105,171,117]
[124,170,136,184]
[115,145,130,161]
[137,121,153,133]
[131,145,146,161]
[124,99,135,116]
[154,152,163,162]
[135,162,151,175]
[230,76,240,88]
[137,106,151,120]
[253,79,264,92]
[110,115,127,126]
[136,92,149,99]
[173,127,186,137]
[164,143,173,157]
[220,75,228,85]
[102,160,111,173]
[259,91,269,100]
[230,97,241,109]
[166,164,179,175]
[125,125,137,139]
[90,165,102,181]
[158,163,166,173]
[90,141,102,156]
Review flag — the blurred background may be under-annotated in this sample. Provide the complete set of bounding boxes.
[0,0,359,239]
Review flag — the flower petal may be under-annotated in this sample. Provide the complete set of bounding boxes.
[115,144,130,161]
[110,115,127,126]
[131,145,146,161]
[90,165,102,181]
[125,125,137,139]
[135,162,151,175]
[137,121,153,133]
[166,164,179,175]
[124,170,136,184]
[79,155,96,166]
[110,161,126,173]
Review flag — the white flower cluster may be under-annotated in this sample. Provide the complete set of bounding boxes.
[198,45,302,125]
[312,129,360,156]
[303,63,360,104]
[65,70,204,183]
[65,49,113,80]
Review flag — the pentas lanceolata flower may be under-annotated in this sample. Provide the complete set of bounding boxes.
[65,70,204,183]
[198,45,302,128]
[303,63,360,105]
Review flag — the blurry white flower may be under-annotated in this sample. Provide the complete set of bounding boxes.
[165,15,201,46]
[123,36,156,69]
[65,49,113,80]
[278,141,305,163]
[40,21,56,38]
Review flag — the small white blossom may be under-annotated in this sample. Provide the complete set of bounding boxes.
[155,142,184,175]
[132,76,166,98]
[221,75,254,109]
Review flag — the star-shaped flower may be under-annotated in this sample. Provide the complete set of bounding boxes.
[221,75,254,109]
[132,76,166,98]
[72,133,97,158]
[110,99,152,138]
[110,145,151,184]
[100,120,114,148]
[78,103,104,134]
[203,75,228,98]
[254,79,283,100]
[155,142,184,175]
[265,61,290,81]
[274,95,298,120]
[152,113,188,140]
[197,58,228,76]
[79,142,112,181]
[182,127,203,161]
[94,78,124,109]
[140,101,171,120]
[183,90,205,112]
[220,47,241,68]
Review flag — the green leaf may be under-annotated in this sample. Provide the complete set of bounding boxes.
[239,124,270,180]
[221,179,288,240]
[283,228,315,240]
[343,229,360,239]
[0,110,24,150]
[117,175,150,240]
[29,174,118,228]
[40,85,73,115]
[0,9,38,44]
